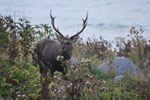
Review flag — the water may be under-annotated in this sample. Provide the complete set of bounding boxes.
[0,0,150,41]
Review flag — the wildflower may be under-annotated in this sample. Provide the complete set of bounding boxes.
[56,55,64,61]
[16,91,20,95]
[67,82,73,88]
[57,77,61,81]
[102,80,106,84]
[81,58,86,63]
[70,65,74,68]
[22,95,26,97]
[74,68,79,72]
[85,59,91,63]
[100,87,106,92]
[53,75,58,79]
[17,95,21,97]
[64,60,71,65]
[17,94,27,98]
[85,81,90,85]
[58,89,62,94]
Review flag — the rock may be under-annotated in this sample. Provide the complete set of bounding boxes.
[143,67,150,79]
[144,59,150,68]
[68,57,78,68]
[71,56,78,64]
[98,57,140,76]
[114,75,124,80]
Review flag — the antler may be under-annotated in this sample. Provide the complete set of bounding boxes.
[70,12,88,38]
[50,11,64,37]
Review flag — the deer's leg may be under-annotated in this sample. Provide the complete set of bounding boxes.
[39,61,50,100]
[38,60,46,74]
[62,66,68,80]
[50,68,55,78]
[64,65,67,75]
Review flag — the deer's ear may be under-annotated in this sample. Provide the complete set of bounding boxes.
[70,35,79,43]
[56,33,63,42]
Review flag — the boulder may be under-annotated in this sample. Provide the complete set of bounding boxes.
[71,57,78,64]
[98,57,140,76]
[114,75,124,80]
[144,59,150,68]
[143,67,150,79]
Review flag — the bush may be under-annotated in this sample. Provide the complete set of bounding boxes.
[0,15,150,100]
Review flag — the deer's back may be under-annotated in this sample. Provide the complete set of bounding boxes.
[35,39,60,64]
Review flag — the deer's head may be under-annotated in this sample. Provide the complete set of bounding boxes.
[50,12,88,59]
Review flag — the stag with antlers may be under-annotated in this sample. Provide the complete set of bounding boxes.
[34,12,88,77]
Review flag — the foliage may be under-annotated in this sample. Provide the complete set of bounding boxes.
[0,15,150,100]
[46,60,105,100]
[0,64,40,99]
[115,26,150,69]
[0,16,52,99]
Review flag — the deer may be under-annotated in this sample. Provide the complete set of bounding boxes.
[34,12,88,78]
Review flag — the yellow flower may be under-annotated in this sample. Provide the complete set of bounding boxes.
[3,77,6,82]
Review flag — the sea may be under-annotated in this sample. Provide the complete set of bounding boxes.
[0,0,150,41]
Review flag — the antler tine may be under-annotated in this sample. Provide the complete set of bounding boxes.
[50,11,64,37]
[71,12,88,38]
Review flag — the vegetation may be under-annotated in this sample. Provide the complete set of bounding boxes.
[0,16,150,100]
